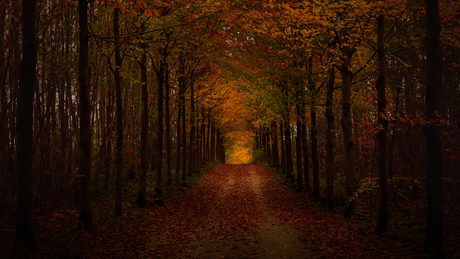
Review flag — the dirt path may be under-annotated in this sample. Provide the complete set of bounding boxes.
[181,164,314,259]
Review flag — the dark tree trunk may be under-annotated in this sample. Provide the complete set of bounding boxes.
[180,58,187,182]
[165,63,172,186]
[301,113,310,191]
[311,107,320,197]
[211,123,216,161]
[206,113,211,163]
[424,0,444,255]
[200,110,206,165]
[77,0,93,230]
[188,82,195,175]
[154,52,166,205]
[175,105,181,185]
[325,68,335,208]
[340,52,356,218]
[280,122,286,174]
[296,115,303,188]
[15,0,38,249]
[375,14,389,234]
[285,119,294,184]
[114,7,123,218]
[138,31,148,207]
[272,123,279,172]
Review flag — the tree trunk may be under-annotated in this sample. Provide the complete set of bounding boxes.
[114,7,123,218]
[296,115,303,188]
[180,58,187,182]
[175,105,181,185]
[424,0,444,255]
[302,113,310,191]
[188,82,195,175]
[15,0,38,249]
[206,113,211,163]
[311,107,320,197]
[375,14,389,234]
[154,52,166,205]
[272,123,279,172]
[340,65,356,218]
[280,121,286,174]
[325,68,335,208]
[165,63,172,186]
[77,0,93,230]
[285,119,294,184]
[138,34,148,207]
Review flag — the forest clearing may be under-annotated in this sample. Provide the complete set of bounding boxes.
[1,0,459,258]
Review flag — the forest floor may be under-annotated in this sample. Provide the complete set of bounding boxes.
[2,164,458,258]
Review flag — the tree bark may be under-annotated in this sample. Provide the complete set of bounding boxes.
[175,105,181,185]
[285,119,294,184]
[114,7,123,217]
[188,82,195,175]
[272,123,279,172]
[280,121,286,174]
[138,33,148,207]
[340,49,356,218]
[301,113,310,191]
[165,63,172,186]
[15,0,38,249]
[296,114,303,188]
[325,68,335,208]
[424,0,444,255]
[180,57,187,182]
[154,51,166,205]
[77,0,93,230]
[375,14,389,234]
[311,107,320,197]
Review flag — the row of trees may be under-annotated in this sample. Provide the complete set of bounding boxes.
[223,0,458,256]
[3,0,230,250]
[3,0,459,256]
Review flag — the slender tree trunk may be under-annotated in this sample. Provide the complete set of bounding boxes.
[280,122,286,174]
[181,100,186,181]
[180,58,187,182]
[114,7,123,217]
[15,0,37,249]
[340,55,356,218]
[154,52,166,205]
[285,119,294,184]
[325,68,335,208]
[311,107,320,197]
[375,14,389,234]
[272,123,279,171]
[77,0,93,230]
[296,115,303,188]
[105,86,113,187]
[200,110,206,165]
[302,113,310,191]
[206,113,211,163]
[188,82,195,175]
[138,34,148,207]
[424,0,444,255]
[211,123,216,161]
[175,105,181,185]
[165,64,172,186]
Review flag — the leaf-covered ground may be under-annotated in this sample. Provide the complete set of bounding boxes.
[3,164,454,258]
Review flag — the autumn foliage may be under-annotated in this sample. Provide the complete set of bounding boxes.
[1,0,459,257]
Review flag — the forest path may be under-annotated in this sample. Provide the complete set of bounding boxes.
[178,164,314,259]
[3,164,427,258]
